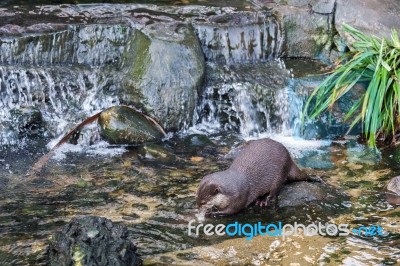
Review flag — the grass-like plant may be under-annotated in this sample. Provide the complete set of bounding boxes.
[302,24,400,148]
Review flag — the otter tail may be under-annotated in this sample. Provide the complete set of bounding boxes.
[287,161,309,181]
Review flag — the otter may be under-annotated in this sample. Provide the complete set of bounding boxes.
[196,138,318,215]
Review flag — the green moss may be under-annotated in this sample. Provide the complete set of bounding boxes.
[128,29,151,81]
[76,179,93,188]
[72,245,85,266]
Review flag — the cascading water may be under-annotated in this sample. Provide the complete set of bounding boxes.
[0,7,301,147]
[0,66,120,145]
[191,12,305,139]
[0,24,131,146]
[192,61,305,139]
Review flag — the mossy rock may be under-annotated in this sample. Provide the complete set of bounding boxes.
[98,106,164,145]
[121,22,205,131]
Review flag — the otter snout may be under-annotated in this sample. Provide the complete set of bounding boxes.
[196,174,232,215]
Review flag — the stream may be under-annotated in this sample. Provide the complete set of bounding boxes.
[0,1,399,266]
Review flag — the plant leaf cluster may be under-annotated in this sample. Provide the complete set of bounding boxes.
[302,24,400,148]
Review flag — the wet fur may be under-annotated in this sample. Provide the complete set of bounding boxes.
[196,138,309,215]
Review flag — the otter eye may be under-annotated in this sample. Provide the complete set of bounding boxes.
[214,188,219,194]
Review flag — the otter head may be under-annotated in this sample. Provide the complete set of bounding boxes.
[196,171,246,215]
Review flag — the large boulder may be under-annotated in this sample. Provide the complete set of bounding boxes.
[48,216,142,266]
[121,22,205,131]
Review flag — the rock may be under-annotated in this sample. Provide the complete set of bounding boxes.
[138,143,176,163]
[193,12,282,63]
[121,22,205,131]
[386,176,400,195]
[335,0,400,43]
[276,5,334,60]
[48,216,142,266]
[98,106,165,145]
[385,175,400,205]
[277,181,346,208]
[301,120,329,140]
[9,107,44,137]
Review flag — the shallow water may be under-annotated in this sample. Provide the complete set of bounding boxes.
[0,131,399,265]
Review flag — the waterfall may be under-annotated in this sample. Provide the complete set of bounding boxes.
[0,7,298,146]
[0,24,129,146]
[190,13,304,139]
[191,60,304,138]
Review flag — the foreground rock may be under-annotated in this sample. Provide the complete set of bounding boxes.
[98,106,165,145]
[48,216,142,266]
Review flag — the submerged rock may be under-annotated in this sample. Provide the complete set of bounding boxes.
[138,143,176,163]
[98,106,165,145]
[48,216,142,266]
[277,181,346,208]
[184,134,213,147]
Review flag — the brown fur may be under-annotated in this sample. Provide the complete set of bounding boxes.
[196,138,310,215]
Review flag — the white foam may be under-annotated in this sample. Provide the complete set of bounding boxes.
[51,141,126,161]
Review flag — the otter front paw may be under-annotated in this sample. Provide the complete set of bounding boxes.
[255,199,269,207]
[255,195,274,207]
[308,175,324,183]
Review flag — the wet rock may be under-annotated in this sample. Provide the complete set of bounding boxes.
[121,22,205,131]
[0,24,131,67]
[9,107,45,137]
[277,181,345,208]
[48,216,142,266]
[384,172,400,206]
[98,106,165,145]
[301,120,328,140]
[386,176,400,195]
[278,5,334,60]
[194,12,282,63]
